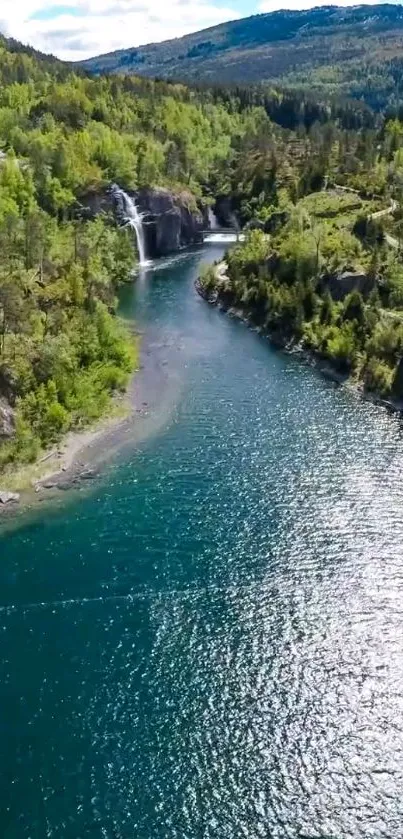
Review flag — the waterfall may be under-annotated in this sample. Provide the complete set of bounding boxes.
[122,191,147,265]
[204,204,243,244]
[111,185,148,265]
[208,207,220,230]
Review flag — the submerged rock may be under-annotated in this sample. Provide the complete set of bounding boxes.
[0,491,20,504]
[79,468,99,480]
[56,480,78,491]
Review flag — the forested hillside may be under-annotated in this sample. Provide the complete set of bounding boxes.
[3,26,403,474]
[79,4,403,112]
[198,166,403,405]
[0,34,336,474]
[0,39,272,472]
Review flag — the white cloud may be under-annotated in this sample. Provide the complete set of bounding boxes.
[0,0,242,61]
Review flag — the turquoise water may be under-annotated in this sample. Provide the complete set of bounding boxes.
[2,243,403,837]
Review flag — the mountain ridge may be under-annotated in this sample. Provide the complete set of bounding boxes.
[77,4,403,110]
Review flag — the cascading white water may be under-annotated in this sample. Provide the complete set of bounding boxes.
[116,188,148,266]
[123,193,147,265]
[208,207,220,230]
[203,232,244,244]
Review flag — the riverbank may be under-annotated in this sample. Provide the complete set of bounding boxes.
[0,385,134,515]
[3,401,129,489]
[0,245,229,522]
[195,264,403,417]
[0,320,142,513]
[0,309,189,523]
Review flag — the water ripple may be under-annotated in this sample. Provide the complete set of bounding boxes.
[1,246,403,837]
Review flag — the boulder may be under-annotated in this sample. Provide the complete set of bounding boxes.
[0,398,15,439]
[79,468,99,480]
[321,268,375,301]
[0,491,20,504]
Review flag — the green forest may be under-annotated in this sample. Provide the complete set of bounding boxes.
[80,4,403,113]
[0,37,287,474]
[3,29,403,474]
[199,174,403,403]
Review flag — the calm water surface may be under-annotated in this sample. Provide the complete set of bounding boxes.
[1,243,403,838]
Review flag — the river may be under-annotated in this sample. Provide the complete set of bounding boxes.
[1,241,403,838]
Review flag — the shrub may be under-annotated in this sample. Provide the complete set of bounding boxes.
[363,357,393,395]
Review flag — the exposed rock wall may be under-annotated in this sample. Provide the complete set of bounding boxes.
[137,188,206,256]
[78,186,207,257]
[320,268,376,301]
[213,195,239,229]
[0,397,15,440]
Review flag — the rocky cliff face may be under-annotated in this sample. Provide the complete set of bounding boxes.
[320,268,376,301]
[76,191,114,218]
[79,186,207,257]
[213,196,239,229]
[0,397,15,440]
[136,187,206,256]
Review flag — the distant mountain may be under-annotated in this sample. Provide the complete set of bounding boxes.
[78,4,403,110]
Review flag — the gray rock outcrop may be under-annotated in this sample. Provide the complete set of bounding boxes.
[0,491,20,504]
[321,268,376,301]
[75,190,115,219]
[213,196,239,229]
[78,185,207,257]
[392,356,403,400]
[0,398,15,439]
[136,187,205,256]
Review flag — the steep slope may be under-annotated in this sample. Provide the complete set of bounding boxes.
[0,32,75,79]
[0,34,280,472]
[2,26,403,477]
[78,4,403,110]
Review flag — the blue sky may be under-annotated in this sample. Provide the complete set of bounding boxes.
[0,1,396,61]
